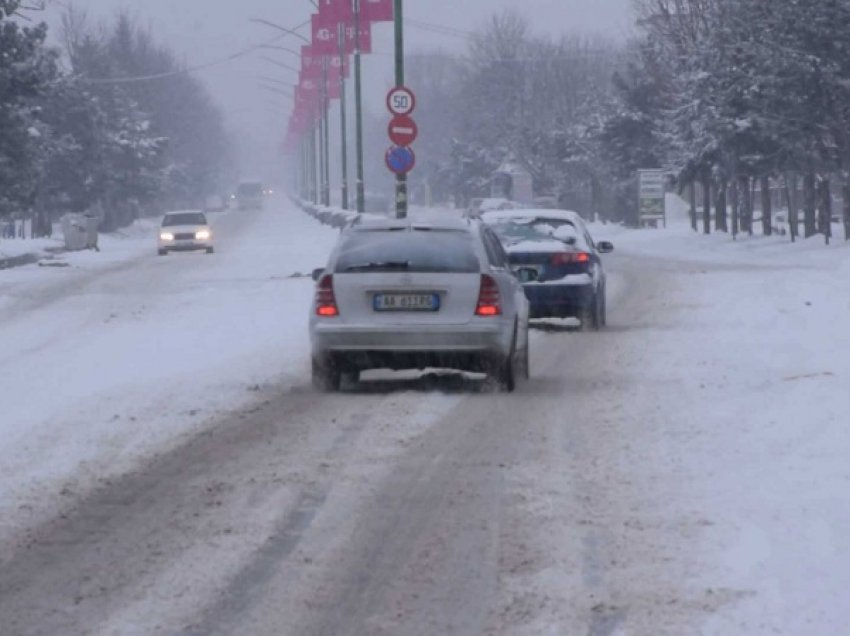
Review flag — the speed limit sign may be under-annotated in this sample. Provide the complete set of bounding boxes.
[386,86,416,116]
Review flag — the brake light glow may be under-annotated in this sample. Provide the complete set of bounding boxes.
[315,274,339,317]
[551,252,591,265]
[475,274,502,316]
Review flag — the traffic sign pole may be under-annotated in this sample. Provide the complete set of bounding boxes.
[393,0,407,219]
[354,0,366,214]
[338,22,349,211]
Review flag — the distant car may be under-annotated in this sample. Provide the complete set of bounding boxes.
[309,213,530,392]
[235,180,265,210]
[158,211,214,255]
[481,209,614,330]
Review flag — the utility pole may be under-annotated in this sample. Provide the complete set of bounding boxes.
[338,23,349,210]
[393,0,407,219]
[354,0,366,214]
[322,57,331,207]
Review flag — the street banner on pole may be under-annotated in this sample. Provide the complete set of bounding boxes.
[316,0,353,26]
[360,0,394,22]
[345,22,372,54]
[311,15,338,55]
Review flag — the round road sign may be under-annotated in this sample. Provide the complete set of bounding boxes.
[385,146,416,175]
[386,86,416,116]
[388,114,419,147]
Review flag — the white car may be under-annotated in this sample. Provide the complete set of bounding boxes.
[309,214,530,391]
[158,211,214,255]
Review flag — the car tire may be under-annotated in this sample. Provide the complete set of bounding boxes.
[312,358,341,392]
[580,291,602,331]
[158,249,168,256]
[600,288,608,327]
[494,327,518,392]
[206,247,215,254]
[518,342,530,380]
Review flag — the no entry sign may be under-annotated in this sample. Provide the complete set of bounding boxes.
[385,146,416,175]
[388,114,418,147]
[386,86,416,116]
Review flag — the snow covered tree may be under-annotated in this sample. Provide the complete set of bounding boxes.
[0,0,58,225]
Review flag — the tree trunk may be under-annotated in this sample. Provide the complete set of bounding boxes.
[818,178,832,245]
[760,175,772,236]
[702,172,712,234]
[689,181,697,232]
[715,179,728,232]
[730,177,739,239]
[784,173,799,242]
[738,175,752,235]
[803,172,817,238]
[843,178,850,241]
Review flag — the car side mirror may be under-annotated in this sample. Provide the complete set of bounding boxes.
[312,268,325,282]
[597,241,614,254]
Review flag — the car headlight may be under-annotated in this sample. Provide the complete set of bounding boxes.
[160,232,174,241]
[195,230,211,240]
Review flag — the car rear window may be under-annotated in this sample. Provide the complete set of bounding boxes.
[487,217,588,248]
[163,213,207,227]
[335,230,480,274]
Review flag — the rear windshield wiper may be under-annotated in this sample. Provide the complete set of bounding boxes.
[343,261,411,272]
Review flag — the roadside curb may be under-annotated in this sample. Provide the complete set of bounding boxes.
[0,252,41,271]
[290,197,356,229]
[0,246,66,271]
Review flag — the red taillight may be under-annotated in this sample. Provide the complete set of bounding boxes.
[315,274,339,317]
[551,251,591,266]
[476,274,502,316]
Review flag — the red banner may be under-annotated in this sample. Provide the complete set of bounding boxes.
[312,15,371,55]
[311,14,338,56]
[360,0,393,23]
[344,21,372,54]
[316,0,353,26]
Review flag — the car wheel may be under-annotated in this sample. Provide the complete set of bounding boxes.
[312,358,341,392]
[206,247,215,254]
[158,249,168,256]
[599,287,608,327]
[518,342,530,380]
[580,291,602,331]
[494,327,518,392]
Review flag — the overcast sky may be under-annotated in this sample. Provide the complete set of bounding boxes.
[43,0,634,177]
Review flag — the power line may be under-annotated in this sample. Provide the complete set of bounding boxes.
[79,20,310,85]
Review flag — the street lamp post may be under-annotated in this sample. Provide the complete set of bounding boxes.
[338,23,349,210]
[393,0,407,219]
[354,0,366,214]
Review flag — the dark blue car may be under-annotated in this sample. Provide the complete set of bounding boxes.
[482,210,614,330]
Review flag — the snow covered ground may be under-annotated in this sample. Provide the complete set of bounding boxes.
[0,197,340,550]
[591,201,850,634]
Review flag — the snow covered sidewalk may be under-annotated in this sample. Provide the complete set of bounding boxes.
[598,218,850,633]
[0,198,340,552]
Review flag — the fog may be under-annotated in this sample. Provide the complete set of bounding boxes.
[43,0,633,180]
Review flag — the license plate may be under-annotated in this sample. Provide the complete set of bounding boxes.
[373,293,440,312]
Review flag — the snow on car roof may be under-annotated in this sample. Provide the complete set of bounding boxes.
[351,212,472,233]
[481,208,584,223]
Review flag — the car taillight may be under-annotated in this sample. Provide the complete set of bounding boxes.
[476,274,502,316]
[315,274,339,317]
[551,252,591,266]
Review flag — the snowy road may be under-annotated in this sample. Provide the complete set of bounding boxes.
[1,200,849,635]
